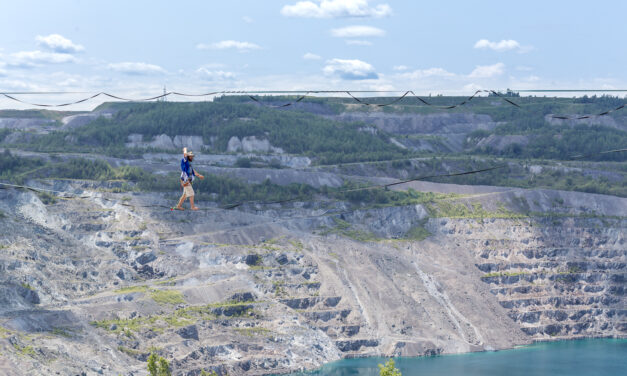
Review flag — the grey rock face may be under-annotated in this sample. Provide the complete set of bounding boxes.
[331,112,500,135]
[230,292,256,302]
[135,252,157,265]
[125,133,208,151]
[177,325,199,340]
[244,254,260,266]
[0,182,624,375]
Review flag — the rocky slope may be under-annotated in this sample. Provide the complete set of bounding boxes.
[0,179,624,375]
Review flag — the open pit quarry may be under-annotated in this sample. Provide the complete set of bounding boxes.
[0,177,624,375]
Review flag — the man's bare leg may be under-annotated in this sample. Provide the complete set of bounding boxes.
[190,196,198,210]
[175,193,186,210]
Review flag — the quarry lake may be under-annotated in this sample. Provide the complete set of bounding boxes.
[283,339,627,376]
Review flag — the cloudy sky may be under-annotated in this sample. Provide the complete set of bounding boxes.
[1,0,625,109]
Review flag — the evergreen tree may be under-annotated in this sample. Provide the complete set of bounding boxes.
[147,353,171,376]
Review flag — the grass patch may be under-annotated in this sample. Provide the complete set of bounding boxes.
[114,285,148,294]
[567,265,583,273]
[155,278,176,286]
[481,271,530,279]
[234,327,272,337]
[162,314,194,327]
[342,228,378,242]
[273,281,287,297]
[176,305,216,321]
[288,239,304,252]
[12,343,37,358]
[260,243,281,251]
[92,302,231,336]
[404,225,432,241]
[0,326,10,338]
[262,237,282,245]
[150,290,186,305]
[427,201,525,220]
[205,300,259,309]
[248,265,273,270]
[118,345,144,357]
[332,185,463,209]
[51,328,73,338]
[115,285,185,306]
[178,300,258,319]
[91,316,159,334]
[21,282,35,291]
[321,218,378,242]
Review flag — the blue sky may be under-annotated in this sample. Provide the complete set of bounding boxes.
[0,0,625,109]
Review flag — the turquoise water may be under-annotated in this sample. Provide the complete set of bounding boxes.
[283,339,627,376]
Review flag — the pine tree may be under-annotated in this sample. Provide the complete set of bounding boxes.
[147,353,171,376]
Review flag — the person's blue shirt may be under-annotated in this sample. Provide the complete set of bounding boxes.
[180,156,195,183]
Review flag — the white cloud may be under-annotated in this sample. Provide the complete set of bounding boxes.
[242,16,254,23]
[196,40,261,52]
[345,40,372,46]
[281,0,391,18]
[196,63,226,70]
[474,39,519,51]
[474,39,532,53]
[393,65,408,71]
[36,34,84,53]
[515,65,533,71]
[323,58,378,80]
[0,78,41,91]
[196,67,235,80]
[107,62,166,75]
[331,25,385,37]
[10,50,77,67]
[468,62,505,78]
[303,52,322,60]
[402,67,455,79]
[463,83,483,92]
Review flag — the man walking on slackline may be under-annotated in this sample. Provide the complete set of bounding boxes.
[175,147,204,210]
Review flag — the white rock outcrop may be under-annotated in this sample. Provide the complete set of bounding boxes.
[226,136,284,154]
[125,134,208,151]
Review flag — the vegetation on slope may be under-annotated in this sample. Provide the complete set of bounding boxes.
[20,101,408,164]
[220,94,627,162]
[2,94,624,197]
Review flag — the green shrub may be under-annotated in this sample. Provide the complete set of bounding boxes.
[36,191,57,205]
[404,225,431,241]
[235,157,252,168]
[378,359,402,376]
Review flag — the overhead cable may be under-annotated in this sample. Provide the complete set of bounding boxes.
[2,89,624,120]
